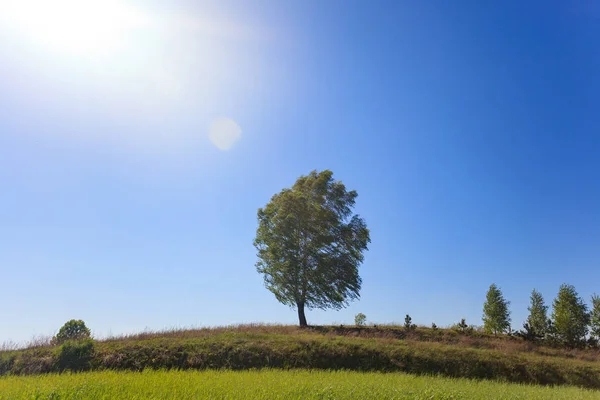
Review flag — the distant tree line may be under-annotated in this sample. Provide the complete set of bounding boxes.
[353,283,600,349]
[483,283,600,348]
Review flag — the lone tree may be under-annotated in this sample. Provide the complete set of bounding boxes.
[551,284,589,347]
[482,284,511,335]
[254,170,370,327]
[524,289,549,340]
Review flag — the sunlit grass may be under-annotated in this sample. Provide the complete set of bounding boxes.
[0,369,597,399]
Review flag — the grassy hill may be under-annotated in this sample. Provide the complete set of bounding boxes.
[2,324,600,389]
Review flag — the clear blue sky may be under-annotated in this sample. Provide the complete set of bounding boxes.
[1,1,599,343]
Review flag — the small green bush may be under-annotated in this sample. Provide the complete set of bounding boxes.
[455,318,468,332]
[404,315,416,331]
[0,353,15,375]
[53,320,91,345]
[517,322,539,341]
[56,339,95,372]
[354,313,367,327]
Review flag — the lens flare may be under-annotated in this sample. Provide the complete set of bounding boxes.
[208,118,242,151]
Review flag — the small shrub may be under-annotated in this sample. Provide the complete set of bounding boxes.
[354,313,367,327]
[12,350,54,375]
[56,339,95,372]
[453,318,473,334]
[517,322,540,341]
[404,315,416,331]
[0,353,15,375]
[431,323,437,330]
[458,318,468,331]
[53,320,91,345]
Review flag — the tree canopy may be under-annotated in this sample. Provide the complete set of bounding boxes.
[482,284,511,335]
[52,319,91,345]
[590,294,600,343]
[552,284,589,346]
[254,170,370,326]
[525,289,549,339]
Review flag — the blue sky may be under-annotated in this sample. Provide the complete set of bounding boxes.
[0,1,599,343]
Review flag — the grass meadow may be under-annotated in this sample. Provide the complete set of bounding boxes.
[0,369,598,400]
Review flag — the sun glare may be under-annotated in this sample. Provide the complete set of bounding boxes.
[1,0,253,155]
[1,0,147,54]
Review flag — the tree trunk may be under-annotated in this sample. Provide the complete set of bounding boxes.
[297,301,307,327]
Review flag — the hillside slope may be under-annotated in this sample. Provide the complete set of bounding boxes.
[2,325,600,389]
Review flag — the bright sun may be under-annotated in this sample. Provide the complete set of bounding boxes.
[1,0,147,55]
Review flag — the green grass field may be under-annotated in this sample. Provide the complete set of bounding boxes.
[0,369,598,400]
